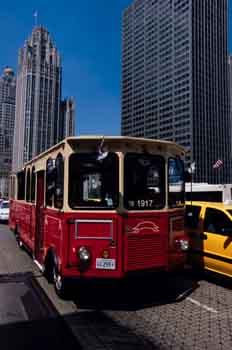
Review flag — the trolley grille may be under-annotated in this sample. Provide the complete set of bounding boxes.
[126,235,166,271]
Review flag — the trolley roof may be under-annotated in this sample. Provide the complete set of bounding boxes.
[19,135,185,168]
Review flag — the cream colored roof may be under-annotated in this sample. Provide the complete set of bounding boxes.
[66,135,185,151]
[21,135,185,168]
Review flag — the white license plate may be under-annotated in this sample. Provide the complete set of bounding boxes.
[96,258,116,270]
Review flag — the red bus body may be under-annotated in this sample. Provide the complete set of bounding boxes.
[9,136,188,292]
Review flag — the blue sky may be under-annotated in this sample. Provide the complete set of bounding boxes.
[0,0,232,136]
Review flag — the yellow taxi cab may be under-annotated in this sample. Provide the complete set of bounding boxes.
[185,201,232,277]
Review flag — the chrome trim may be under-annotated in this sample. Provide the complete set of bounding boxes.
[33,259,44,272]
[74,219,113,240]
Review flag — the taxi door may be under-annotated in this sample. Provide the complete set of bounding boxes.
[202,207,232,277]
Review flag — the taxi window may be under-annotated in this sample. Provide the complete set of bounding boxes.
[185,205,201,229]
[204,208,232,234]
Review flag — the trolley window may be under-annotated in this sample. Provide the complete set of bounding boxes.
[31,167,35,202]
[17,170,25,200]
[124,153,165,210]
[168,157,185,208]
[26,168,31,202]
[54,154,64,209]
[69,152,119,209]
[46,158,56,207]
[11,176,16,199]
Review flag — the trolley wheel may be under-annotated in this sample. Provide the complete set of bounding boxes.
[18,239,23,249]
[15,226,23,249]
[43,253,54,283]
[53,266,68,299]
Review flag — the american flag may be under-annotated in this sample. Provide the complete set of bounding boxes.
[213,159,223,169]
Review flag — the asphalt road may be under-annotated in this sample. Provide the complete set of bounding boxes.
[0,223,232,350]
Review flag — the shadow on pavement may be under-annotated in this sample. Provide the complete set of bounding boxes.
[0,272,81,350]
[182,266,232,290]
[197,269,232,290]
[69,271,199,311]
[0,272,160,350]
[0,221,8,225]
[0,316,80,350]
[64,310,157,350]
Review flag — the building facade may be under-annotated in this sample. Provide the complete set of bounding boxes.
[0,67,16,197]
[60,97,75,140]
[121,0,231,184]
[12,26,62,171]
[229,54,232,156]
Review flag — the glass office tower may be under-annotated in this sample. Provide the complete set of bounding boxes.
[121,0,231,184]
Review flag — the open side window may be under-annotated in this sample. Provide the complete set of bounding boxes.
[46,158,56,207]
[31,167,36,202]
[54,154,64,209]
[17,170,26,200]
[26,168,31,202]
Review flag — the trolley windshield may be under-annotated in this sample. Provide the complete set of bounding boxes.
[69,152,119,209]
[124,153,165,210]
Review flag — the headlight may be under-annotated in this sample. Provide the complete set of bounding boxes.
[175,239,189,251]
[78,246,91,262]
[179,239,189,251]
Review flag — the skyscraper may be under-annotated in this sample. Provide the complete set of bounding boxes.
[60,97,75,140]
[12,26,62,171]
[229,54,232,129]
[121,0,231,184]
[0,67,16,197]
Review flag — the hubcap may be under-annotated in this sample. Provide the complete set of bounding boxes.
[56,275,62,291]
[54,269,62,291]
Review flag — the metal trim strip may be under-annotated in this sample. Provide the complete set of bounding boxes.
[74,219,113,240]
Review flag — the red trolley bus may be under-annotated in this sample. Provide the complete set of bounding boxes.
[9,136,188,297]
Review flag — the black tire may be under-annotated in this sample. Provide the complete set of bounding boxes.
[43,253,54,283]
[53,265,68,299]
[44,250,69,299]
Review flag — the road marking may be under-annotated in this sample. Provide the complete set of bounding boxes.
[187,297,218,314]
